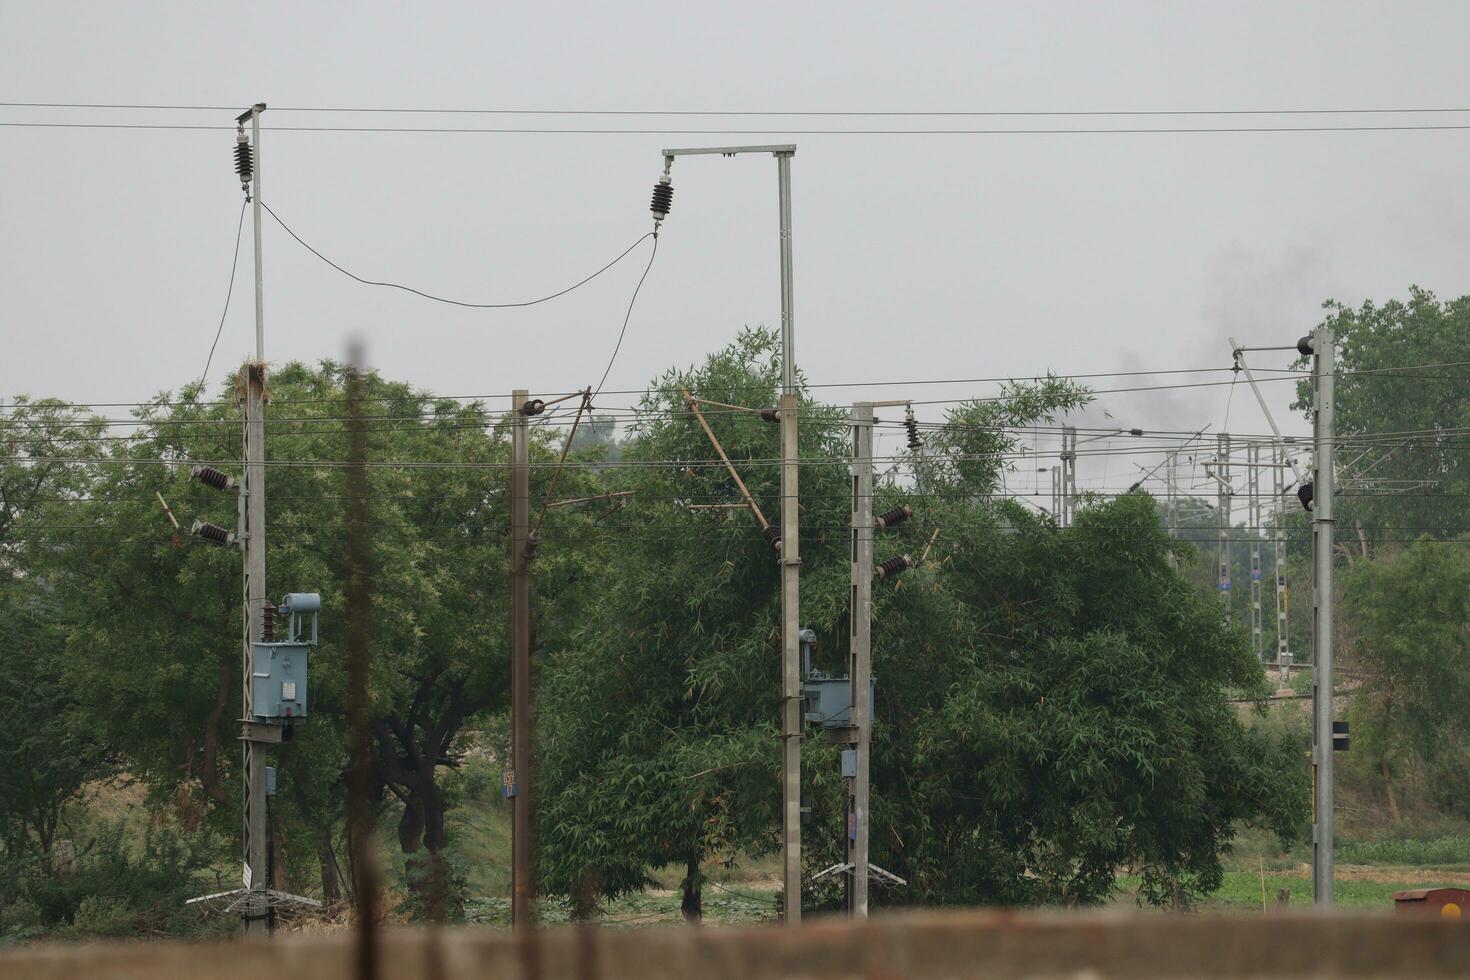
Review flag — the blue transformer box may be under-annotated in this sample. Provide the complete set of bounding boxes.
[802,673,877,729]
[251,642,310,721]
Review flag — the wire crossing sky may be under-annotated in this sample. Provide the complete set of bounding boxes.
[4,0,1469,512]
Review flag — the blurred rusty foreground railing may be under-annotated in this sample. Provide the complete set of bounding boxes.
[3,910,1468,979]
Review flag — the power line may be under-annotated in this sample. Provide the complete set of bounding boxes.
[14,354,1470,414]
[8,101,1470,117]
[7,122,1470,136]
[198,200,248,389]
[593,234,658,400]
[260,200,654,309]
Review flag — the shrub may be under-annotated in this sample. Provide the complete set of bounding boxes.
[0,898,43,933]
[73,895,137,937]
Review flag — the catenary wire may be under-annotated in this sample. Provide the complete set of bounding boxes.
[594,234,658,400]
[16,355,1470,413]
[9,121,1470,136]
[259,200,654,309]
[11,102,1470,116]
[198,200,248,389]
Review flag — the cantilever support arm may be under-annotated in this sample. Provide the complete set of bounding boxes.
[680,384,770,529]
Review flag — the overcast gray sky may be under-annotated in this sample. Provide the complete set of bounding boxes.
[4,1,1469,498]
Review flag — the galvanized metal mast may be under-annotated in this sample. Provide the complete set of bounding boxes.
[1273,441,1292,689]
[659,143,801,923]
[510,390,533,929]
[1166,450,1177,538]
[1248,442,1264,662]
[1309,326,1337,906]
[1060,426,1077,527]
[847,403,874,917]
[1217,433,1232,617]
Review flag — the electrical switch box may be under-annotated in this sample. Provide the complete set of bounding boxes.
[802,673,877,730]
[251,642,309,721]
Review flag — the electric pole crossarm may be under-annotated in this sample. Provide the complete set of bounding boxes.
[1229,337,1304,485]
[680,385,771,529]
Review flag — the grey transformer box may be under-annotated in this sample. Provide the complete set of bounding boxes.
[251,592,320,723]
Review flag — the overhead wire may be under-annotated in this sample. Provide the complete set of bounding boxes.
[259,199,654,310]
[593,234,658,401]
[197,200,248,390]
[8,121,1470,136]
[11,102,1470,116]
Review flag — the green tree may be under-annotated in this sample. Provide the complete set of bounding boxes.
[0,580,113,856]
[0,397,111,856]
[535,329,841,919]
[24,363,597,912]
[537,329,1303,914]
[1295,288,1470,547]
[1343,538,1470,822]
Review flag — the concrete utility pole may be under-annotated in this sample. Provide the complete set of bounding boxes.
[1307,326,1337,907]
[1050,467,1061,520]
[240,362,272,935]
[1216,433,1232,617]
[1248,442,1264,662]
[774,149,803,926]
[847,403,874,917]
[660,143,801,922]
[1060,426,1077,527]
[1273,441,1292,689]
[238,101,271,938]
[510,390,533,929]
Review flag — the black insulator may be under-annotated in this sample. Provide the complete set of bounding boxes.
[763,523,782,552]
[234,136,254,186]
[650,178,673,220]
[904,408,923,452]
[191,520,234,547]
[875,505,912,529]
[875,554,913,580]
[521,399,546,417]
[261,605,276,644]
[1297,481,1314,512]
[1297,335,1315,356]
[1129,428,1144,437]
[760,408,780,424]
[192,464,235,491]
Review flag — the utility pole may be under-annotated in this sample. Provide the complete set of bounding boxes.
[1217,433,1232,618]
[510,390,533,929]
[659,143,801,922]
[1248,442,1264,662]
[1050,467,1061,521]
[1166,450,1178,538]
[1306,326,1337,907]
[1060,426,1077,527]
[773,147,803,927]
[847,403,874,917]
[237,101,272,939]
[1273,441,1292,689]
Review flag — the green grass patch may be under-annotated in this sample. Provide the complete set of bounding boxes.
[1337,837,1470,866]
[1116,871,1461,912]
